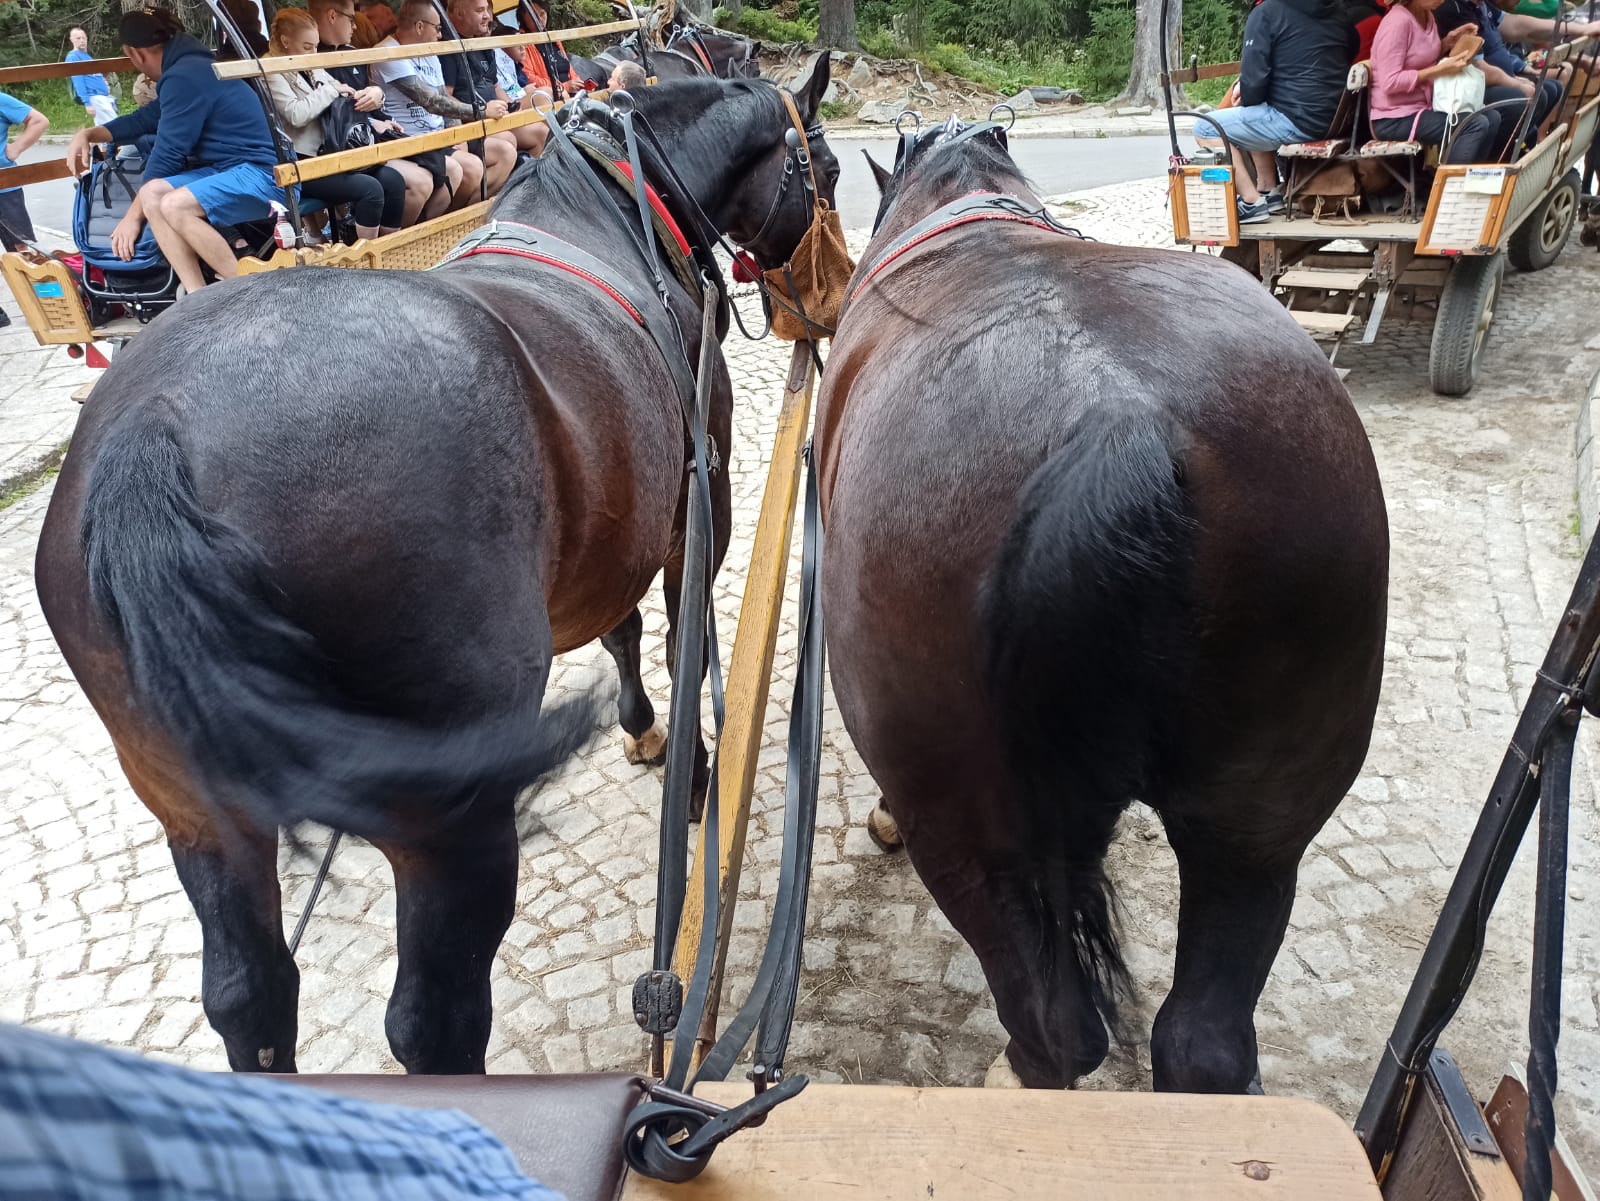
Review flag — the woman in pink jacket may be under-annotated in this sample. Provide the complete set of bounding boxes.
[1370,0,1509,162]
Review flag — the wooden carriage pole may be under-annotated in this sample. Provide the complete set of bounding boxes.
[668,341,816,1070]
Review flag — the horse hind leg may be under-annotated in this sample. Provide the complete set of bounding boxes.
[117,738,300,1071]
[602,606,667,765]
[378,799,518,1073]
[1148,819,1300,1094]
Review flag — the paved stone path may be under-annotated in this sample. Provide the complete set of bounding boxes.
[2,178,1598,1165]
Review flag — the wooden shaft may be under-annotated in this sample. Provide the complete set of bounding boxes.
[667,341,816,1072]
[213,17,642,79]
[0,160,74,189]
[0,57,131,86]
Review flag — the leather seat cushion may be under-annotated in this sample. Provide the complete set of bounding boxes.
[290,1073,647,1201]
[1280,139,1350,159]
[1359,140,1423,157]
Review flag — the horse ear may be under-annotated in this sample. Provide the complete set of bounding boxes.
[863,150,892,194]
[791,50,831,124]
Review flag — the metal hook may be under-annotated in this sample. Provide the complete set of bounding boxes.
[988,103,1016,132]
[894,109,922,134]
[611,88,637,115]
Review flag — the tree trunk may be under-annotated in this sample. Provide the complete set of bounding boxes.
[1117,0,1185,110]
[818,0,859,51]
[722,0,744,20]
[677,0,714,22]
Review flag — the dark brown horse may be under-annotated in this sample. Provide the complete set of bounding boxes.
[815,121,1388,1093]
[34,66,837,1076]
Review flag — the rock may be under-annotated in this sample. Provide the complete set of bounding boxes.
[847,56,874,91]
[822,79,842,106]
[1080,104,1109,118]
[857,98,909,124]
[1064,88,1085,105]
[1194,102,1214,113]
[1117,104,1154,117]
[1004,88,1041,114]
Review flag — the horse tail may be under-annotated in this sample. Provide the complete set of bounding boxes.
[978,405,1195,1052]
[80,408,597,843]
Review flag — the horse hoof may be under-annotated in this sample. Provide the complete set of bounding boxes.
[866,804,903,852]
[983,1049,1025,1090]
[623,718,669,766]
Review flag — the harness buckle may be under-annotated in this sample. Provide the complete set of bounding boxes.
[632,969,685,1036]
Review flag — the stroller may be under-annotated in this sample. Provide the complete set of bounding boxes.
[73,147,180,327]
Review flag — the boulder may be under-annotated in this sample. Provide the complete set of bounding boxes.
[1025,86,1068,103]
[1063,88,1085,105]
[858,97,909,124]
[847,56,874,91]
[1118,104,1154,117]
[1004,88,1041,114]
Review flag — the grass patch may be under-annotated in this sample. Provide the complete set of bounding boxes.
[5,78,131,134]
[0,442,68,513]
[1186,75,1236,108]
[715,6,817,43]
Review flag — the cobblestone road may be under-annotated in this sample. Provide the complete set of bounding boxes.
[2,178,1598,1163]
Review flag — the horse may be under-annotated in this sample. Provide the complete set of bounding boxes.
[813,120,1389,1094]
[593,38,709,83]
[664,16,761,78]
[34,63,838,1076]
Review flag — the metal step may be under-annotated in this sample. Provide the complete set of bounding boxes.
[1278,267,1372,291]
[1290,309,1358,338]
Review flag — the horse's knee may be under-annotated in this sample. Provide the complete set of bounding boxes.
[1150,1002,1256,1093]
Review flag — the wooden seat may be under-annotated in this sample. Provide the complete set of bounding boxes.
[621,1083,1383,1200]
[1359,140,1424,157]
[1281,139,1350,159]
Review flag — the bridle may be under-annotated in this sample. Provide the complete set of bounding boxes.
[743,115,825,263]
[879,108,1017,234]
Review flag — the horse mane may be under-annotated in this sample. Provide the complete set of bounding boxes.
[493,77,788,220]
[902,134,1033,205]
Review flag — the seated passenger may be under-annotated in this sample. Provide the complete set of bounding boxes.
[1196,0,1358,224]
[65,9,287,293]
[373,0,499,216]
[521,0,583,99]
[443,0,541,164]
[310,0,432,227]
[1437,0,1561,149]
[266,8,406,240]
[1370,0,1509,163]
[608,60,647,92]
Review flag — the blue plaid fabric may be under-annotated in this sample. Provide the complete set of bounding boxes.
[0,1023,568,1201]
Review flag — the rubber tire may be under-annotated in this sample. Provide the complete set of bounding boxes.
[1429,252,1504,398]
[1507,169,1580,273]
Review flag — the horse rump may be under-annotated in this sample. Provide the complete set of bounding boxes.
[79,406,599,842]
[977,405,1198,1072]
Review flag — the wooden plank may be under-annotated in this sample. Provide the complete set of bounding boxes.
[0,56,131,86]
[213,17,642,78]
[1380,1074,1521,1201]
[620,1084,1383,1201]
[1279,267,1371,290]
[1482,1071,1597,1201]
[0,159,74,190]
[1163,60,1241,85]
[668,341,815,1069]
[274,104,554,185]
[1291,309,1357,336]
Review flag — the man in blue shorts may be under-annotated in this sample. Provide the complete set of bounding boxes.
[1196,0,1357,223]
[65,8,286,292]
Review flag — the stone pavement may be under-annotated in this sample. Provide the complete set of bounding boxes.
[2,177,1599,1167]
[0,293,91,495]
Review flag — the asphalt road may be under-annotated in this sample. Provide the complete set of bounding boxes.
[15,133,1165,246]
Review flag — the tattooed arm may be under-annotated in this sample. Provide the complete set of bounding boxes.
[389,73,480,121]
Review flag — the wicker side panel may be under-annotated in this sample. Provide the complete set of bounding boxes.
[369,202,493,271]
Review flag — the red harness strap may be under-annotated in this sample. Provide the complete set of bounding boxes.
[849,209,1059,306]
[611,162,695,261]
[450,245,646,326]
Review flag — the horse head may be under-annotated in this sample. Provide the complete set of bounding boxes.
[863,107,1030,241]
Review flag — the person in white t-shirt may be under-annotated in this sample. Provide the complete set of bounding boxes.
[372,0,501,216]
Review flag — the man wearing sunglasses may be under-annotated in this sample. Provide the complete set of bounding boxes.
[372,0,504,217]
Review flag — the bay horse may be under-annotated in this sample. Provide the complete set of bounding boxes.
[815,120,1389,1093]
[34,64,837,1075]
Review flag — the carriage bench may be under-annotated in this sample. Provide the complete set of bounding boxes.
[294,1076,1382,1201]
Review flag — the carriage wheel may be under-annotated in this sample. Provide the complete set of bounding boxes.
[1507,169,1580,272]
[1428,252,1504,397]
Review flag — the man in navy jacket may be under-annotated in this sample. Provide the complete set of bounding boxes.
[1197,0,1357,223]
[65,8,286,292]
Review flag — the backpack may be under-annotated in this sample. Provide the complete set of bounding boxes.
[304,77,377,156]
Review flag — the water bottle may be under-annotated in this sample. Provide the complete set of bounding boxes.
[271,201,295,250]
